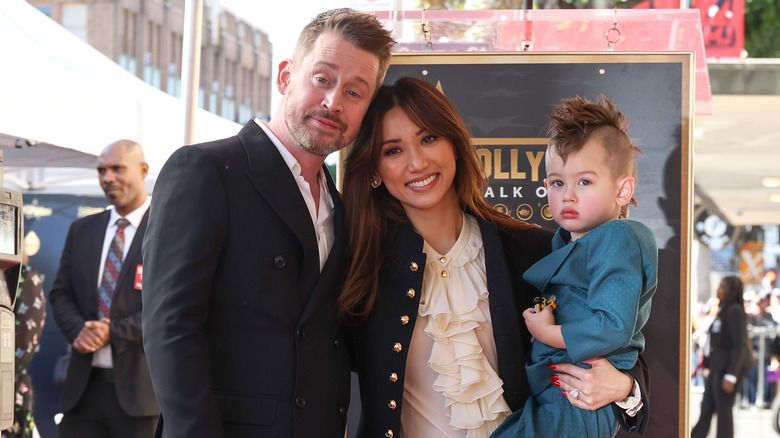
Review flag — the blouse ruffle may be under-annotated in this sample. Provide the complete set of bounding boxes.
[420,213,511,438]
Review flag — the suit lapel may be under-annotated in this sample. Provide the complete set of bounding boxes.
[300,168,346,320]
[86,212,111,317]
[480,218,520,339]
[115,208,149,293]
[480,218,534,409]
[238,122,320,300]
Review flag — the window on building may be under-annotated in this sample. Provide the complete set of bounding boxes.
[208,51,221,114]
[209,81,219,113]
[120,9,137,75]
[152,68,161,89]
[128,57,138,75]
[239,96,252,124]
[62,3,87,41]
[222,84,236,121]
[34,6,52,16]
[239,67,253,123]
[143,55,162,89]
[142,21,162,89]
[143,52,153,84]
[167,32,182,97]
[167,63,181,98]
[258,71,269,118]
[221,59,236,121]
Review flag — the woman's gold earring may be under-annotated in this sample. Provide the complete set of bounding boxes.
[371,178,380,189]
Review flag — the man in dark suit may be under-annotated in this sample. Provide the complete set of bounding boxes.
[50,140,159,438]
[141,9,395,438]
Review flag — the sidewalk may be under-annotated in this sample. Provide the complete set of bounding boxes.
[689,386,778,437]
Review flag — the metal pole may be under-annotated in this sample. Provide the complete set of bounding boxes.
[757,329,768,407]
[181,0,204,145]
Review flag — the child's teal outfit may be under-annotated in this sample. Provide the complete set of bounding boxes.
[491,219,657,438]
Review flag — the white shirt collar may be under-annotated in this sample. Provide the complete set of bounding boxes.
[254,118,305,178]
[254,118,334,208]
[108,195,151,227]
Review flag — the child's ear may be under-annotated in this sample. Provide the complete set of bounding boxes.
[616,176,635,206]
[543,178,548,189]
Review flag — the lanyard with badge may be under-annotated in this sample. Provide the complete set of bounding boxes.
[705,317,722,357]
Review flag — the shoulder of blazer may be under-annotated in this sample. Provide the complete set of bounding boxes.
[236,120,284,174]
[69,209,111,234]
[496,223,553,261]
[374,223,426,292]
[712,303,746,348]
[192,123,252,170]
[722,303,747,327]
[382,222,423,258]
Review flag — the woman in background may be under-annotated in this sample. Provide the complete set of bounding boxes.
[691,276,750,438]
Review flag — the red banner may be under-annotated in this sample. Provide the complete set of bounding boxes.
[632,0,745,61]
[696,0,745,61]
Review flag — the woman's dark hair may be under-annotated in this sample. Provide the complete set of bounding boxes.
[337,76,534,322]
[718,275,744,310]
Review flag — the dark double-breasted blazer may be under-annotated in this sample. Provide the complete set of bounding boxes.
[49,208,159,417]
[142,121,351,438]
[350,216,650,437]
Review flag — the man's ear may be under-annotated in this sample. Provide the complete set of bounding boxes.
[276,59,293,95]
[616,176,636,206]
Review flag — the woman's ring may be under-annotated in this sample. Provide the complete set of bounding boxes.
[570,388,580,399]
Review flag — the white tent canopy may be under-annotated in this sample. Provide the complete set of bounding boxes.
[0,0,242,194]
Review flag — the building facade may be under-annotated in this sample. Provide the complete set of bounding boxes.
[28,0,273,123]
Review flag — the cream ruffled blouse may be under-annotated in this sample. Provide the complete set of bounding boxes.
[400,213,511,438]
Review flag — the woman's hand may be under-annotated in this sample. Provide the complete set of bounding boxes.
[549,357,633,410]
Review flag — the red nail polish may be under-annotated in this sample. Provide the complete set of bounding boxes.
[547,364,557,370]
[551,380,561,387]
[562,391,567,397]
[550,374,559,382]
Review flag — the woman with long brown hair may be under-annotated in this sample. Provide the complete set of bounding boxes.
[338,76,648,437]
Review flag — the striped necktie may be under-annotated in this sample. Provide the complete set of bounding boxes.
[98,218,130,319]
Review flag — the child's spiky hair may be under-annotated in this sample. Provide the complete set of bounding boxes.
[546,94,644,218]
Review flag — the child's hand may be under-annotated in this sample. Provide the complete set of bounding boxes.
[523,306,555,341]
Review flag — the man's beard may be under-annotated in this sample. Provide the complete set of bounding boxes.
[284,106,351,157]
